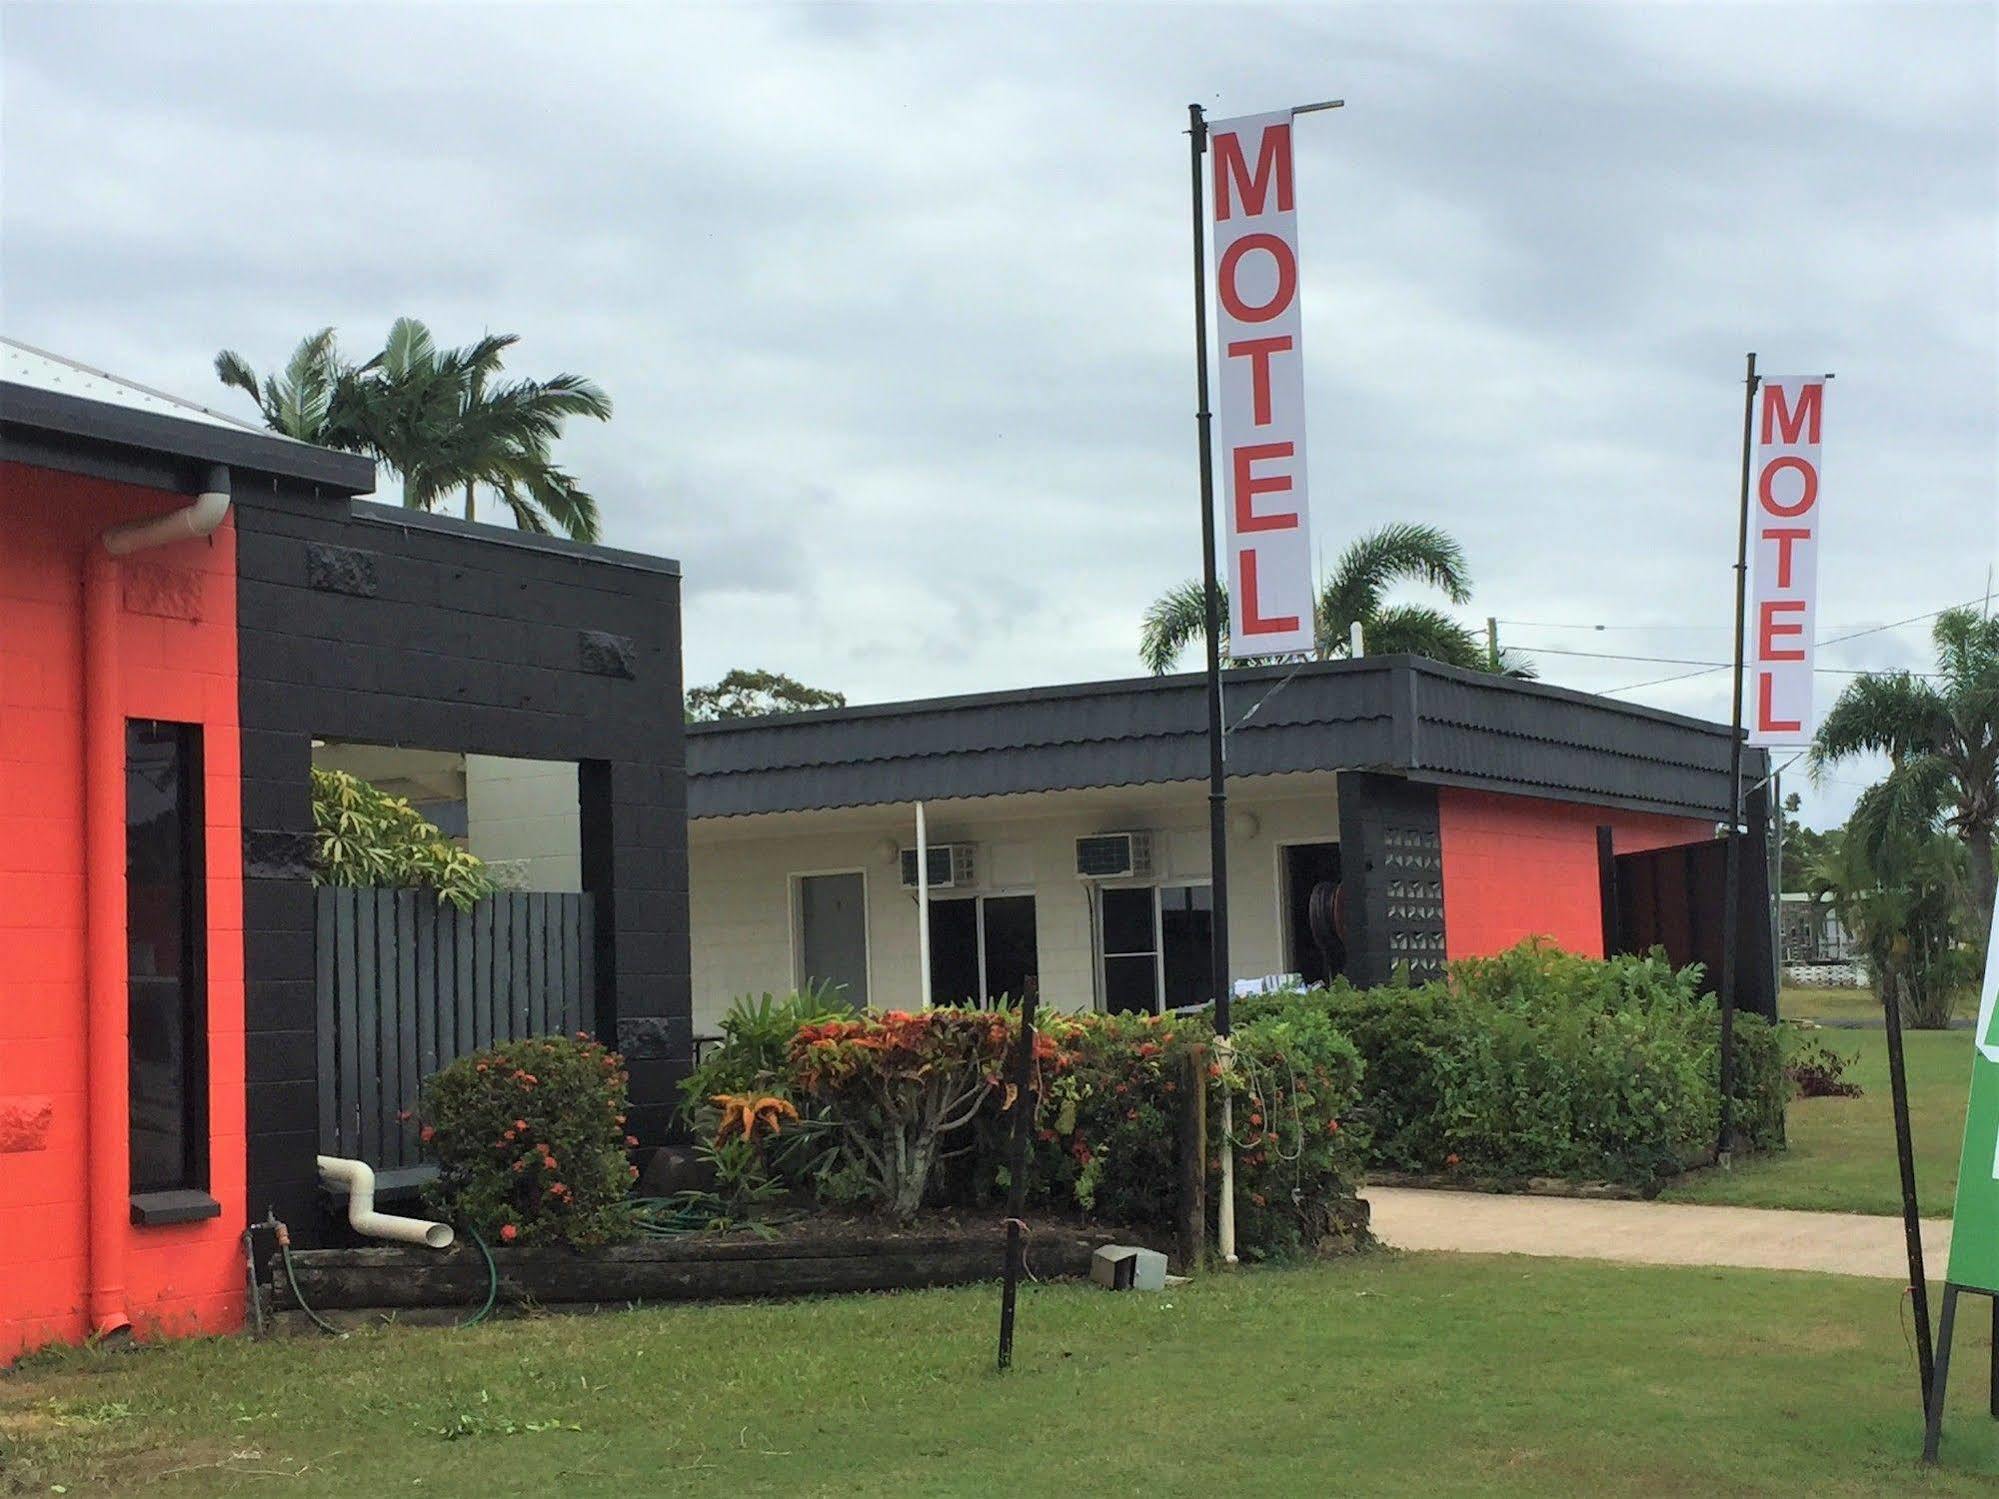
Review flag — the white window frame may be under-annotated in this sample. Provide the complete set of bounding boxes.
[788,866,873,1007]
[1094,878,1213,1015]
[928,888,1036,1005]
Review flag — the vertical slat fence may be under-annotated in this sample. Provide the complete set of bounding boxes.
[315,887,598,1172]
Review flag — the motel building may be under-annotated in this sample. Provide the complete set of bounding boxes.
[0,343,689,1360]
[684,658,1779,1035]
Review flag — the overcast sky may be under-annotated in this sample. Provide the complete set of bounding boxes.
[5,1,1994,828]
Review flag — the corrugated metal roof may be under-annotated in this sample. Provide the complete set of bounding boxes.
[3,338,260,432]
[687,657,1761,821]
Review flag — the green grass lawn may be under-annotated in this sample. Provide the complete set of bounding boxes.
[1782,985,1893,1024]
[3,1253,1994,1496]
[1660,1021,1972,1217]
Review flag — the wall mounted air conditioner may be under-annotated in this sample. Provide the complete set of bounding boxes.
[1075,832,1155,880]
[901,843,977,890]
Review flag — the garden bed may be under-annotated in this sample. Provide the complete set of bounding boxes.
[268,1214,1131,1325]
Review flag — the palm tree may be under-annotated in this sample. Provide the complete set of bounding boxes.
[1817,783,1976,1028]
[214,328,369,447]
[1139,522,1533,676]
[216,318,611,542]
[1810,607,1999,926]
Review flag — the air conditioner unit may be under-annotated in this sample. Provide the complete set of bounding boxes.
[1075,832,1154,880]
[901,843,976,890]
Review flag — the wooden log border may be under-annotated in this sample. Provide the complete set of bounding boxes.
[271,1226,1129,1313]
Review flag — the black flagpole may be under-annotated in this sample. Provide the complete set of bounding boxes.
[1718,350,1757,1163]
[1189,102,1232,1040]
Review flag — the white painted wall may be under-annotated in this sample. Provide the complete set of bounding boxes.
[463,754,581,892]
[687,773,1341,1035]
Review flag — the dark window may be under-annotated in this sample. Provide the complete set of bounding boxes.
[1160,884,1215,1008]
[928,895,1039,1006]
[1100,887,1160,1015]
[127,720,207,1195]
[981,896,1038,1004]
[927,898,981,1005]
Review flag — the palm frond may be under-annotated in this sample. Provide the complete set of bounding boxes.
[1363,604,1487,669]
[1140,579,1220,674]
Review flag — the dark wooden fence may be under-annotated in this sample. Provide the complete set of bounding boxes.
[315,887,596,1175]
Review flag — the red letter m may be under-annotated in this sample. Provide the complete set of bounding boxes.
[1761,382,1823,446]
[1213,121,1294,221]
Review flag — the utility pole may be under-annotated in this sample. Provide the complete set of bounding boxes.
[1187,101,1236,1264]
[1486,616,1500,672]
[1718,351,1757,1165]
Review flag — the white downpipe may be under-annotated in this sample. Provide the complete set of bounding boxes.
[103,467,232,555]
[1216,1034,1238,1264]
[317,1156,455,1249]
[915,801,932,1007]
[1349,620,1364,658]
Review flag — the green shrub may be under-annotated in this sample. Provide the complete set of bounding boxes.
[311,766,495,909]
[1243,941,1788,1189]
[1216,1001,1370,1258]
[419,1034,637,1246]
[677,985,847,1122]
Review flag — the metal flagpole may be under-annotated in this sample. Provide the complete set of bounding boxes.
[1188,101,1236,1264]
[1717,350,1757,1164]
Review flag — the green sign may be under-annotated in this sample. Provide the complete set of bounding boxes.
[1945,898,1999,1293]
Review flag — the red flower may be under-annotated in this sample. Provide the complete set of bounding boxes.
[513,1119,527,1131]
[1445,1152,1461,1167]
[1125,1108,1139,1121]
[396,1109,413,1123]
[1326,1119,1341,1135]
[499,1223,518,1243]
[419,1124,435,1143]
[625,1135,639,1148]
[1249,1112,1263,1127]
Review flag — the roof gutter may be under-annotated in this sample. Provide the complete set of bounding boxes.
[82,464,231,1338]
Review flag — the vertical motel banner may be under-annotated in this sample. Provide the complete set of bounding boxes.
[1211,112,1316,658]
[1746,377,1828,744]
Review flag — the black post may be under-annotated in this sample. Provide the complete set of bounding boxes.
[1884,976,1937,1409]
[1924,1284,1960,1463]
[1718,351,1758,1162]
[1189,102,1232,1040]
[996,990,1039,1372]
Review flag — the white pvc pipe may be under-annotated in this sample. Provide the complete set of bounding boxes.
[1349,620,1364,658]
[915,801,931,1008]
[316,1155,455,1249]
[104,469,231,556]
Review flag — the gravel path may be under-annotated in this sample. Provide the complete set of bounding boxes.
[1366,1185,1951,1279]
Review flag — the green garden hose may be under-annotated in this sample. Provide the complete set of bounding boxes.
[279,1220,498,1334]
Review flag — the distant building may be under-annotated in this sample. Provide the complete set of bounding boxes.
[685,658,1777,1035]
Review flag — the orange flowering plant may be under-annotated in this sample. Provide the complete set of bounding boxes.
[787,1008,1039,1220]
[418,1034,637,1247]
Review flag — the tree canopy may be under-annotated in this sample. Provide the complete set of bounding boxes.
[1138,523,1531,677]
[217,318,611,541]
[1810,606,1999,928]
[687,668,848,722]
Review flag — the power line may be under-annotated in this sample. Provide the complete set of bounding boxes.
[1515,643,1942,677]
[1593,597,1985,696]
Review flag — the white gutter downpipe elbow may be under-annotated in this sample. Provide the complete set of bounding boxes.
[103,463,231,555]
[316,1156,456,1250]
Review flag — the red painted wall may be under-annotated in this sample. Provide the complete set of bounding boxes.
[0,461,245,1362]
[1437,787,1714,962]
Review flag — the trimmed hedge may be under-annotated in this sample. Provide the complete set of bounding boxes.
[1239,941,1786,1188]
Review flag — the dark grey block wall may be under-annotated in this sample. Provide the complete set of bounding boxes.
[1336,772,1448,986]
[233,496,688,1241]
